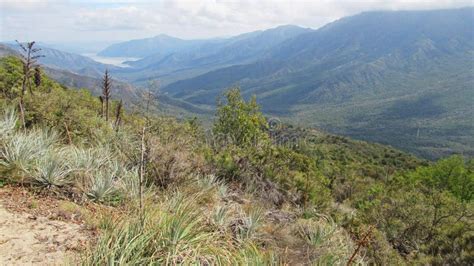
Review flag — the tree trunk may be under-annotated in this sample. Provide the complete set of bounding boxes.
[105,99,109,122]
[138,126,146,225]
[18,98,26,129]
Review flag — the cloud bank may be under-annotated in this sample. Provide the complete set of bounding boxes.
[1,0,472,45]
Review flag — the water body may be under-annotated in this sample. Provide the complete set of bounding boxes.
[82,53,141,68]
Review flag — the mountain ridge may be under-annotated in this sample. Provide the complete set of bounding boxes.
[160,7,474,159]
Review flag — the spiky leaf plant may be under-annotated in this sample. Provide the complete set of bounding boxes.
[297,215,337,246]
[212,205,232,230]
[0,108,17,141]
[0,128,57,183]
[232,206,265,242]
[32,149,72,188]
[87,168,121,203]
[295,215,355,265]
[67,146,113,173]
[119,167,153,201]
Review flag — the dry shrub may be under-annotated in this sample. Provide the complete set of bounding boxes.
[146,119,209,188]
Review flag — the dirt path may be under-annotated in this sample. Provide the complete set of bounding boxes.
[0,204,87,265]
[0,187,90,265]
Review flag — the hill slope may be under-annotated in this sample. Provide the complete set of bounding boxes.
[162,8,474,159]
[1,56,472,265]
[3,43,118,78]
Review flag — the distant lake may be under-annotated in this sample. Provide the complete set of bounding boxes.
[82,53,141,67]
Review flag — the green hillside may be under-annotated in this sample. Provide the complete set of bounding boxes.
[1,55,472,264]
[162,8,474,159]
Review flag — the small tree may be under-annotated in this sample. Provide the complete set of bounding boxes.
[102,69,112,122]
[16,41,43,128]
[213,87,268,148]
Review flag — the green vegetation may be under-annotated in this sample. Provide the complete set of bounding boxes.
[159,8,474,160]
[0,55,472,264]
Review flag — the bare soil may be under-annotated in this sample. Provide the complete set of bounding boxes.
[0,186,91,265]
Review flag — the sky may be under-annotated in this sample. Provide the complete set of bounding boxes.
[1,0,472,47]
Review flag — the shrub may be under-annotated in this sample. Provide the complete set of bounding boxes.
[213,87,268,148]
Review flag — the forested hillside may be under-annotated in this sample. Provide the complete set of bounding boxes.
[1,55,472,264]
[160,8,474,159]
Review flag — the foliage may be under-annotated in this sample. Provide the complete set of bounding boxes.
[210,88,331,208]
[83,192,276,265]
[213,87,268,147]
[356,156,474,264]
[32,149,72,188]
[1,56,472,265]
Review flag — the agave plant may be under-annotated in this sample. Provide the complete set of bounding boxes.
[119,167,147,200]
[32,150,72,188]
[232,207,265,241]
[0,108,17,141]
[212,205,231,229]
[0,129,56,182]
[197,174,220,191]
[67,146,113,173]
[86,161,124,203]
[155,194,228,264]
[83,218,155,265]
[297,215,337,247]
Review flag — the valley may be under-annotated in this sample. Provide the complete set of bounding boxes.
[3,8,472,159]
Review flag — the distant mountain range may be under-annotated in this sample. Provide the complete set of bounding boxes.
[2,7,473,159]
[159,8,474,159]
[106,25,313,86]
[3,43,117,79]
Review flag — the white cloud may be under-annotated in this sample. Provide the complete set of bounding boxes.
[1,0,472,44]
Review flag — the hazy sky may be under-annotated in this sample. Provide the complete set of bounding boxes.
[1,0,472,44]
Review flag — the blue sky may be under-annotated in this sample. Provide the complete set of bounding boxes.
[1,0,472,45]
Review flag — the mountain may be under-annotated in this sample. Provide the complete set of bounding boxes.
[4,43,117,78]
[108,25,312,85]
[0,44,18,57]
[161,8,474,159]
[127,25,312,69]
[98,34,213,58]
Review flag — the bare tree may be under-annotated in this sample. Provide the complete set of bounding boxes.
[16,41,43,128]
[138,82,156,226]
[102,69,112,122]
